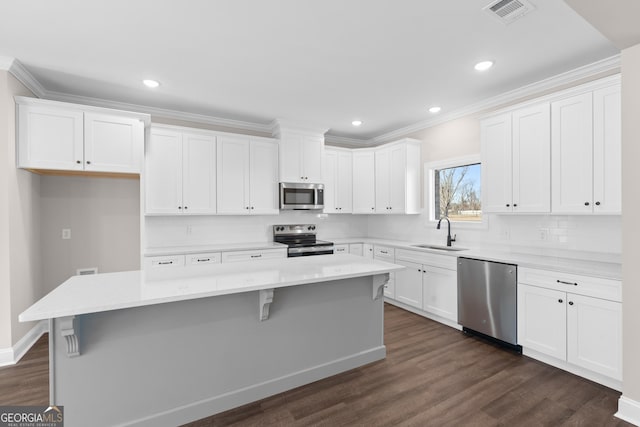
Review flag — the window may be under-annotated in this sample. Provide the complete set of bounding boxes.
[427,157,482,223]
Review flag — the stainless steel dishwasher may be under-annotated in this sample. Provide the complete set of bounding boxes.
[457,257,520,351]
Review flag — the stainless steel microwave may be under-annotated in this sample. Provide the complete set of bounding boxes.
[279,182,324,210]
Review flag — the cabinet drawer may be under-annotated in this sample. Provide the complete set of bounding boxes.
[221,248,287,263]
[518,267,621,302]
[396,249,457,270]
[334,244,349,254]
[144,255,185,269]
[186,252,221,265]
[374,245,395,260]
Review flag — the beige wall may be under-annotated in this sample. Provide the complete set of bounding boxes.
[40,175,141,294]
[621,43,640,402]
[0,71,40,348]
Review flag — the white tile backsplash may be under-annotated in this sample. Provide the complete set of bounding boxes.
[144,211,368,248]
[146,210,620,263]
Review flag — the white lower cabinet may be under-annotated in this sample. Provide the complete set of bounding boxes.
[518,268,622,384]
[349,243,363,256]
[221,248,287,263]
[334,244,348,254]
[144,255,186,269]
[394,260,422,308]
[393,250,458,322]
[363,244,374,259]
[186,252,221,265]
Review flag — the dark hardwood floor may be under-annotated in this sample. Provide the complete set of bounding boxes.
[0,304,629,426]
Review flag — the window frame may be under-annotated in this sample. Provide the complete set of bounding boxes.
[424,154,488,229]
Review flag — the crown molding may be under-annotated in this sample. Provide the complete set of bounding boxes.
[324,134,372,148]
[1,57,47,97]
[2,54,621,144]
[45,90,273,134]
[270,118,330,137]
[370,54,621,143]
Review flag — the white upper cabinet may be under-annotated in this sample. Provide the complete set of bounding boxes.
[145,127,216,215]
[552,93,594,213]
[592,85,622,214]
[374,139,421,214]
[145,129,183,215]
[323,148,353,213]
[551,83,621,214]
[217,135,279,215]
[481,102,550,213]
[17,97,146,174]
[352,150,376,214]
[274,123,324,183]
[84,113,144,173]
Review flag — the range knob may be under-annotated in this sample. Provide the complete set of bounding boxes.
[312,226,316,230]
[308,226,313,230]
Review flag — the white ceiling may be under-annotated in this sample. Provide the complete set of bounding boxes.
[0,0,619,140]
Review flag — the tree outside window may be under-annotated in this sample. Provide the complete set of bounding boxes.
[434,163,481,222]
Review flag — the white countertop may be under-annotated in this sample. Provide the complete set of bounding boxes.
[19,254,403,322]
[328,237,621,279]
[144,241,287,257]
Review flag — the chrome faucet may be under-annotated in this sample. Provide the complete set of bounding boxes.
[437,217,456,247]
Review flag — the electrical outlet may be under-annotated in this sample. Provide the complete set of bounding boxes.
[186,226,193,235]
[62,229,71,240]
[539,228,549,241]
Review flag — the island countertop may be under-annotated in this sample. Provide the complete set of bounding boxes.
[20,254,403,322]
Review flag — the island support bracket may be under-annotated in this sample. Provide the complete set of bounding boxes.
[259,289,275,321]
[59,316,80,357]
[372,273,390,300]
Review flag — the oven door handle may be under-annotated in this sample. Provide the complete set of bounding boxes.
[288,245,335,255]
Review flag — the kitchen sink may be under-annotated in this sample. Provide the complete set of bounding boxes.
[412,244,467,252]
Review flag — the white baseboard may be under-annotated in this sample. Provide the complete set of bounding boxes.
[0,320,48,367]
[125,346,386,427]
[617,396,640,426]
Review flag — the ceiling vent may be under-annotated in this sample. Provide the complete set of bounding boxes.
[484,0,535,25]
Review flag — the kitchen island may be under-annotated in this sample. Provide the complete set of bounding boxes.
[20,254,403,427]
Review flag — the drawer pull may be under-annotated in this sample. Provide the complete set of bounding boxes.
[251,254,262,258]
[558,299,563,303]
[197,258,210,262]
[557,279,578,286]
[158,261,173,265]
[568,301,574,306]
[380,251,388,254]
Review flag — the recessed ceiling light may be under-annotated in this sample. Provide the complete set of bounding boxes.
[143,79,160,88]
[429,106,442,114]
[352,120,363,127]
[474,61,494,71]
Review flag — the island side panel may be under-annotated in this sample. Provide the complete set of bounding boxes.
[50,275,385,427]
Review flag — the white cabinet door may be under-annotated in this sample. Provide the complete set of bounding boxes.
[481,113,512,213]
[512,103,550,213]
[182,133,216,214]
[593,85,621,214]
[388,144,407,213]
[337,151,353,213]
[322,150,338,213]
[349,243,363,256]
[394,260,423,309]
[279,133,303,182]
[334,244,349,254]
[363,243,374,258]
[375,148,391,213]
[353,151,376,214]
[18,104,84,170]
[567,293,622,380]
[84,113,143,173]
[301,135,324,182]
[423,266,457,321]
[517,284,567,360]
[552,93,594,213]
[217,135,250,214]
[145,130,183,214]
[249,139,279,215]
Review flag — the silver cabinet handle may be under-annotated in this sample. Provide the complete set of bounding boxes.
[557,279,578,286]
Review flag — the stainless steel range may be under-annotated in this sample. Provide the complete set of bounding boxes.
[273,224,334,257]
